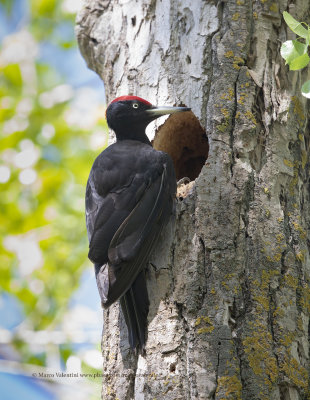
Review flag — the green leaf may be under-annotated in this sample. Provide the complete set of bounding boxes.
[0,0,14,15]
[289,53,310,70]
[283,11,309,39]
[301,80,310,98]
[31,0,57,17]
[2,64,23,87]
[280,40,307,64]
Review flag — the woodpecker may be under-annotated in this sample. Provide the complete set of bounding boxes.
[85,95,190,354]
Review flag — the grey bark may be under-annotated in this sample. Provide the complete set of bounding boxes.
[76,1,310,399]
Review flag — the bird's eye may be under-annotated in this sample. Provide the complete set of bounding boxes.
[133,103,139,109]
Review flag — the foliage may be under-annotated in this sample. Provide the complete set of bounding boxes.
[280,11,310,98]
[0,0,107,374]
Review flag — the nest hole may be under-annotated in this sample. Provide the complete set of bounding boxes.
[153,110,209,181]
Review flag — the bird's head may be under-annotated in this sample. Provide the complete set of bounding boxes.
[106,95,190,144]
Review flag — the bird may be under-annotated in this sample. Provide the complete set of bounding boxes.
[85,95,190,354]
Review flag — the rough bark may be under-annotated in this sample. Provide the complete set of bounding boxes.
[76,1,310,399]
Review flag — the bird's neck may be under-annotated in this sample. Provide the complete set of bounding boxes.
[115,127,151,145]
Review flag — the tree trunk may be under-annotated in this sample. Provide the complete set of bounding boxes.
[76,1,310,399]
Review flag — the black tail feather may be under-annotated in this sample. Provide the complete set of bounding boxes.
[120,270,149,354]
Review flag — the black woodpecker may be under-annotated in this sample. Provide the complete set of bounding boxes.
[85,95,190,354]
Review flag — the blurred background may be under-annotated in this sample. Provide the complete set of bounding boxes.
[0,0,108,399]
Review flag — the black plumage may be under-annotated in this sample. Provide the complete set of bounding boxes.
[85,95,190,353]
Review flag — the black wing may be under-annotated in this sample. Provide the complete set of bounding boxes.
[85,140,176,306]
